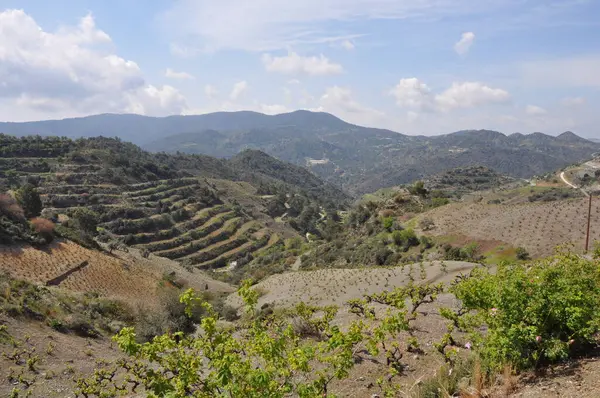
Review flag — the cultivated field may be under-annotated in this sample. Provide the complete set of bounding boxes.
[227,260,478,314]
[415,196,599,257]
[0,240,234,307]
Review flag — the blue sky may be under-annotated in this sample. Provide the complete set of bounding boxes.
[1,0,599,136]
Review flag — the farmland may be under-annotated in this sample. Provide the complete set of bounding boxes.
[0,240,233,307]
[414,187,598,257]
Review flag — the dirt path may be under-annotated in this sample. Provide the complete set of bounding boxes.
[561,171,578,189]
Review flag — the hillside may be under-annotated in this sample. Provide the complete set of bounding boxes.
[1,135,600,397]
[0,135,349,276]
[423,165,517,197]
[2,111,597,194]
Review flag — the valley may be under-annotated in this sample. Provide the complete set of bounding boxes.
[0,123,600,397]
[2,112,599,195]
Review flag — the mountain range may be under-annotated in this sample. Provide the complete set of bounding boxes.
[1,111,598,195]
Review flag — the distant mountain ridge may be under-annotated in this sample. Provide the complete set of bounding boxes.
[1,111,598,194]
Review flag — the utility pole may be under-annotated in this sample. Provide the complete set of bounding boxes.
[585,192,593,253]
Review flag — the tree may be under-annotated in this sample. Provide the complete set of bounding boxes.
[71,208,99,236]
[14,184,42,219]
[408,181,428,198]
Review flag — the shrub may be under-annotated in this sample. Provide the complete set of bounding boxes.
[430,197,450,208]
[382,216,394,231]
[220,305,240,321]
[375,247,393,265]
[448,251,600,371]
[14,184,42,219]
[65,315,99,338]
[408,180,428,197]
[30,217,55,244]
[0,194,25,221]
[516,247,530,261]
[71,208,99,236]
[420,235,434,249]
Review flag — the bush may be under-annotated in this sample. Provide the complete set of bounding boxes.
[449,251,600,370]
[420,235,434,249]
[71,208,99,236]
[30,217,55,244]
[516,247,530,261]
[220,305,240,321]
[65,314,99,338]
[0,194,25,221]
[14,184,42,219]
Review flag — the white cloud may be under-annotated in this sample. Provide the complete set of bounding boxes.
[454,32,475,55]
[341,40,355,50]
[389,78,433,110]
[162,0,509,52]
[125,85,188,116]
[262,52,343,76]
[165,68,194,80]
[561,96,586,107]
[390,79,510,114]
[434,82,510,111]
[230,81,248,100]
[0,9,188,120]
[204,85,219,99]
[287,79,301,85]
[525,104,547,115]
[317,86,385,126]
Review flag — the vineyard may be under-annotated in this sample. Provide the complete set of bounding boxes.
[0,241,160,305]
[415,191,598,257]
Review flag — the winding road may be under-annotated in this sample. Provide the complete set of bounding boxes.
[560,171,578,189]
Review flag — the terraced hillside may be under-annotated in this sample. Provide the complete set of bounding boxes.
[0,135,348,274]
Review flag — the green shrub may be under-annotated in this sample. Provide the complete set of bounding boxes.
[516,247,530,261]
[448,251,600,371]
[14,184,42,219]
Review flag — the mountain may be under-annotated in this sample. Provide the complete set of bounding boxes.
[2,111,599,195]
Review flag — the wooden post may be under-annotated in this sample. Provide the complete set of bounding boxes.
[585,193,592,253]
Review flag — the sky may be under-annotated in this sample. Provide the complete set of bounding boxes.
[1,0,599,136]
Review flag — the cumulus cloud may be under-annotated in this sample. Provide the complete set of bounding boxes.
[262,52,343,76]
[317,86,385,126]
[0,9,188,119]
[230,81,248,100]
[454,32,475,55]
[165,68,195,80]
[204,85,219,99]
[389,78,433,110]
[389,78,510,115]
[435,82,510,111]
[525,104,547,115]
